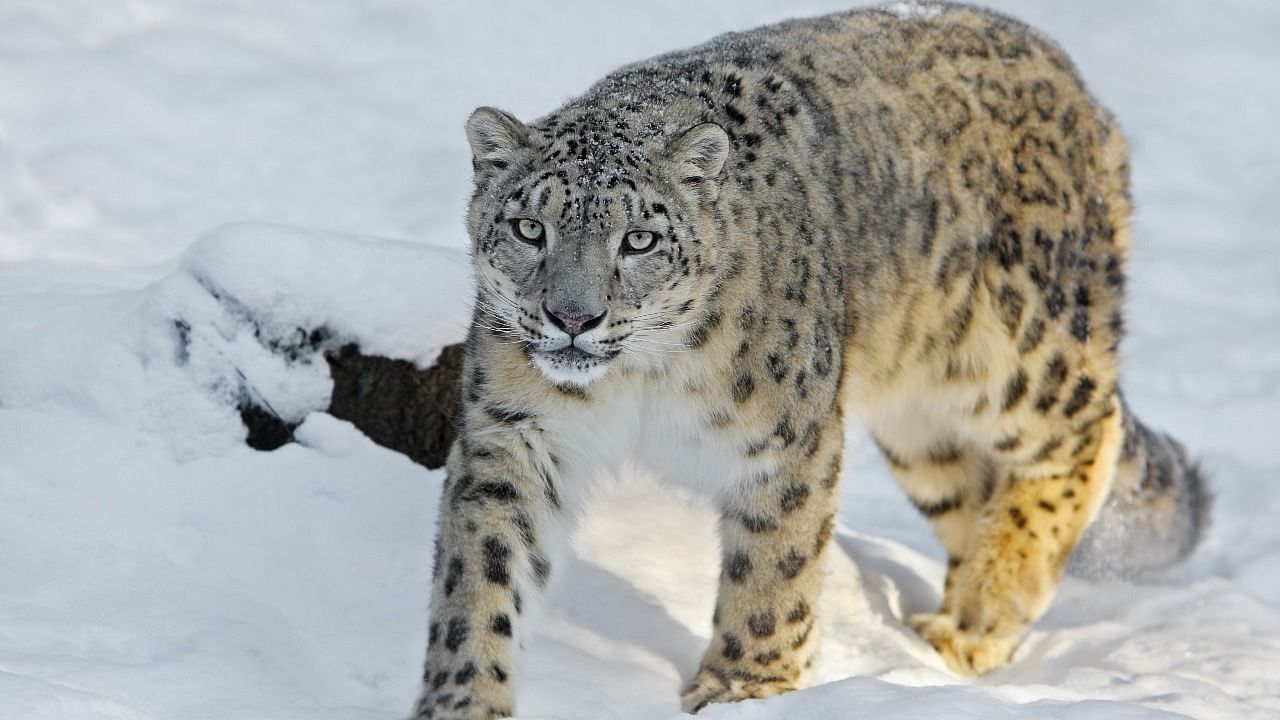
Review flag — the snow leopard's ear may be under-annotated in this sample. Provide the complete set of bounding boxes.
[665,123,730,203]
[466,107,532,176]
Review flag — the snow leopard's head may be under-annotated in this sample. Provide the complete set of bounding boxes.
[463,105,730,387]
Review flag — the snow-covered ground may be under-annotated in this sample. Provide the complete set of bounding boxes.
[1,1,1278,719]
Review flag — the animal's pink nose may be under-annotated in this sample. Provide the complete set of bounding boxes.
[543,303,606,336]
[556,314,587,332]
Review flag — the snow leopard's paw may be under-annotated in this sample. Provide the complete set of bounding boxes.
[680,665,798,713]
[910,612,1018,677]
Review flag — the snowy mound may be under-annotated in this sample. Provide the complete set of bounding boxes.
[0,223,472,458]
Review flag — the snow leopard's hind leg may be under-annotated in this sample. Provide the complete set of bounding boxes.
[911,394,1125,675]
[871,431,998,614]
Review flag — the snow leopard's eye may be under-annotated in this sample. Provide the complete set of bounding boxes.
[622,230,659,254]
[511,218,544,245]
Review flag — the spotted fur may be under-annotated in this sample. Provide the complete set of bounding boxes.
[411,4,1207,717]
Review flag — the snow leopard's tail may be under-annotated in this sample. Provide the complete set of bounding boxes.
[1069,399,1210,578]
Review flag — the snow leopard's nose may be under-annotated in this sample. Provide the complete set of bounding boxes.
[543,302,606,337]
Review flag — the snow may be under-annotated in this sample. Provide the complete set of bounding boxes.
[1,2,1278,720]
[882,2,945,20]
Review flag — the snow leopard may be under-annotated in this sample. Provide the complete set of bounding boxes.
[411,3,1208,717]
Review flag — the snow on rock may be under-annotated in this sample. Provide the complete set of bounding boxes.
[0,222,472,458]
[182,222,473,369]
[880,2,945,21]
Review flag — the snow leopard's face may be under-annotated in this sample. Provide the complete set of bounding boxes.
[464,106,730,387]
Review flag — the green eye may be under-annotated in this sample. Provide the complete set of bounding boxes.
[622,230,659,254]
[511,219,544,244]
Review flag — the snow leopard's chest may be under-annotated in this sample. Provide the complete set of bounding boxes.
[536,371,769,512]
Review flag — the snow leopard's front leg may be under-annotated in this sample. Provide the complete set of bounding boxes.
[411,416,562,720]
[681,412,844,713]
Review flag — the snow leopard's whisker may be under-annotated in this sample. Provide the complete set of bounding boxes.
[471,320,517,337]
[633,323,700,339]
[472,327,525,345]
[471,306,519,333]
[627,336,688,347]
[624,340,687,356]
[629,311,675,322]
[477,276,523,313]
[635,319,702,334]
[630,310,694,323]
[474,301,515,326]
